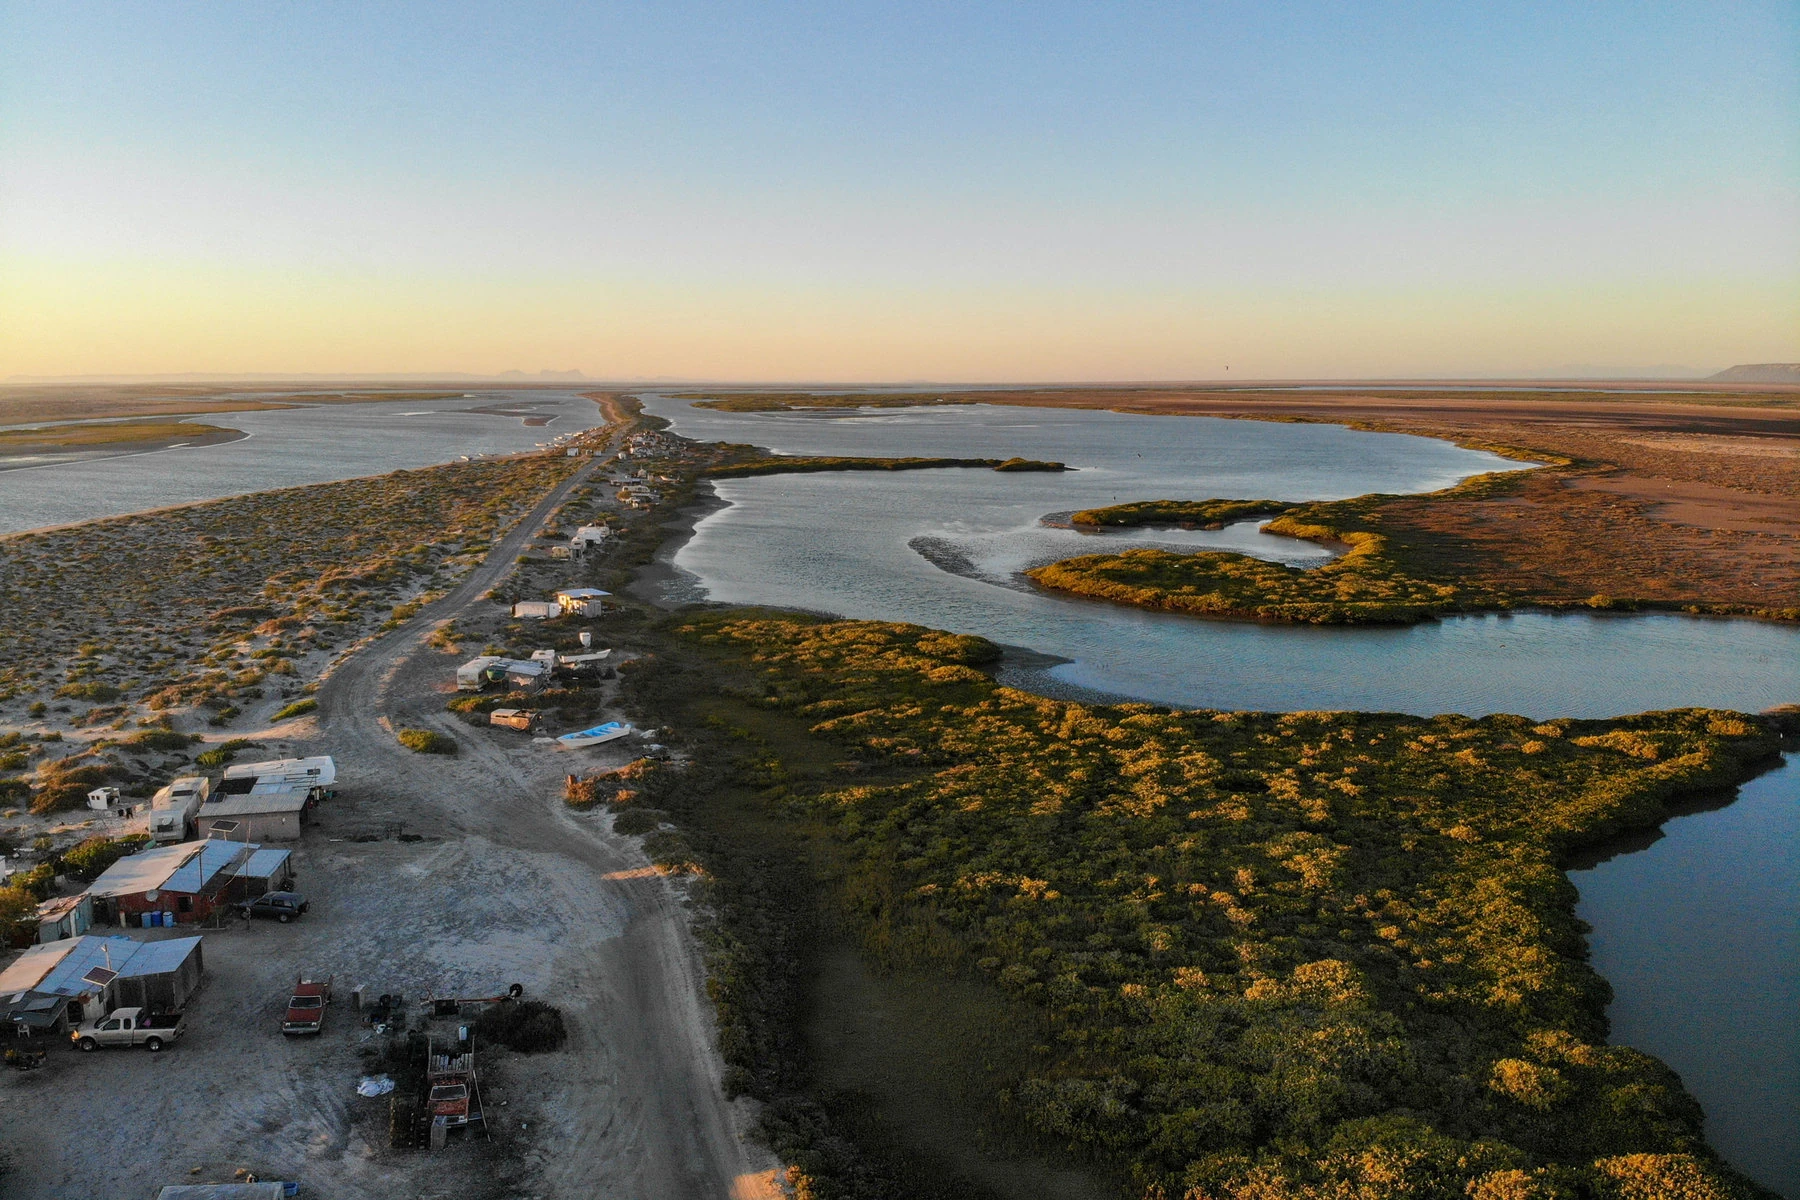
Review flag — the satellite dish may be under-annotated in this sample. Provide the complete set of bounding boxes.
[144,890,159,902]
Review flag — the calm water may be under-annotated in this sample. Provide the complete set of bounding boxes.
[643,395,1800,719]
[642,395,1799,1194]
[0,391,601,534]
[1573,755,1800,1198]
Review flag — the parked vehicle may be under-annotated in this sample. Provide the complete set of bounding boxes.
[428,1038,481,1128]
[283,975,332,1036]
[236,891,310,923]
[71,1007,186,1052]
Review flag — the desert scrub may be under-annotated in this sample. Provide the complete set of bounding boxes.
[0,453,580,721]
[668,612,1779,1199]
[272,698,317,720]
[397,728,456,755]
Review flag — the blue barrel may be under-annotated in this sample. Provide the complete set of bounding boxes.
[141,913,153,928]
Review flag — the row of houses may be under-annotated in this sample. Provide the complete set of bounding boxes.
[0,932,206,1034]
[26,840,296,948]
[511,586,611,621]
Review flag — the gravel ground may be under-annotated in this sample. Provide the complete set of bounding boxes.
[0,454,779,1199]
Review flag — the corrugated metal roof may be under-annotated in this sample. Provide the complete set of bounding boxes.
[239,848,291,878]
[163,841,254,893]
[155,1185,286,1200]
[88,843,205,898]
[121,936,203,976]
[199,787,309,818]
[36,894,86,920]
[0,935,203,996]
[0,941,80,994]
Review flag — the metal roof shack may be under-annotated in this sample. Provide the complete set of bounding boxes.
[88,841,256,924]
[196,781,313,844]
[35,892,93,943]
[0,933,205,1019]
[220,847,296,904]
[501,659,551,691]
[553,587,611,615]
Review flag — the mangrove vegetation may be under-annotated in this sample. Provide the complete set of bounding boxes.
[625,612,1779,1199]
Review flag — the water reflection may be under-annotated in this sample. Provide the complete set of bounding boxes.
[1572,755,1800,1198]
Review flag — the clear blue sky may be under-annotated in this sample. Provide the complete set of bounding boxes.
[2,2,1796,379]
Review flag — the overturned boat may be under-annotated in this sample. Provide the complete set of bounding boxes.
[555,721,634,750]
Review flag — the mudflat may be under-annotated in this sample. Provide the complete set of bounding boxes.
[921,384,1800,617]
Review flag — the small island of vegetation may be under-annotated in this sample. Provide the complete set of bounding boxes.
[709,455,1067,478]
[0,419,246,466]
[685,393,979,413]
[1034,451,1797,624]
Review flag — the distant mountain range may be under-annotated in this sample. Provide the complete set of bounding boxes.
[1709,363,1800,382]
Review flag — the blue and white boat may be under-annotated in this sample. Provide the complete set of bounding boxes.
[555,721,634,750]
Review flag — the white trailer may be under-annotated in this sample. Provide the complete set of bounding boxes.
[148,776,212,844]
[222,756,336,792]
[457,656,504,691]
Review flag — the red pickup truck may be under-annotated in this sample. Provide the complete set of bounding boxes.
[282,975,332,1036]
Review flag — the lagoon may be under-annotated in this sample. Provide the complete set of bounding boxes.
[642,395,1800,719]
[1572,755,1800,1198]
[0,391,601,535]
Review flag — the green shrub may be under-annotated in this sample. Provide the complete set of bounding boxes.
[61,834,151,882]
[54,681,120,702]
[128,729,196,752]
[397,728,456,755]
[273,697,317,720]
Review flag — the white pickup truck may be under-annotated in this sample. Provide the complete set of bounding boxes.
[70,1007,186,1052]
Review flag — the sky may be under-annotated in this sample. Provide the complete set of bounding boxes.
[1,2,1797,382]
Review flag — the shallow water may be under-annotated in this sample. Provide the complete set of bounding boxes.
[0,391,600,534]
[1572,755,1800,1198]
[642,395,1799,719]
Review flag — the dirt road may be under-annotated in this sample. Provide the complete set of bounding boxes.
[0,453,778,1199]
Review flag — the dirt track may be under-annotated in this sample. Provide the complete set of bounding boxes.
[0,453,778,1198]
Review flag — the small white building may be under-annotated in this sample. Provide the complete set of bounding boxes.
[512,600,562,620]
[554,587,611,616]
[570,525,611,550]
